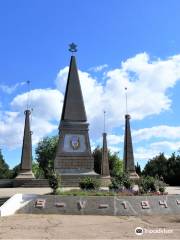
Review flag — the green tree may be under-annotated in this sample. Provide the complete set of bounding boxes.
[0,149,12,179]
[48,170,61,194]
[143,153,168,179]
[32,161,44,179]
[93,146,123,177]
[166,153,180,185]
[143,152,180,186]
[10,161,47,179]
[35,136,58,178]
[11,164,20,178]
[109,152,123,177]
[135,162,141,176]
[93,146,102,174]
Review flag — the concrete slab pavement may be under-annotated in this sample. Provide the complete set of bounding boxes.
[0,186,180,198]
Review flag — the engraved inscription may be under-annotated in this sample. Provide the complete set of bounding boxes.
[122,201,127,209]
[159,200,168,208]
[55,202,66,208]
[35,199,46,208]
[141,201,150,209]
[77,200,86,209]
[99,204,109,209]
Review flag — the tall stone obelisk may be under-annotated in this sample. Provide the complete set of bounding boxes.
[54,44,97,185]
[16,109,34,179]
[123,114,139,180]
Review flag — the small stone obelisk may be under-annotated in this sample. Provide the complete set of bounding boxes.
[16,109,34,179]
[123,114,139,180]
[101,132,110,176]
[100,111,111,186]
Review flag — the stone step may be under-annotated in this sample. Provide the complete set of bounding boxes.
[13,175,100,187]
[0,179,13,188]
[13,179,49,188]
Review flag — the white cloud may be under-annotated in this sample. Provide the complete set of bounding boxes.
[0,81,27,94]
[55,52,180,137]
[0,89,63,148]
[0,112,57,149]
[89,64,108,72]
[134,147,159,161]
[104,52,180,122]
[92,134,123,152]
[55,66,69,93]
[150,141,180,152]
[134,140,180,161]
[0,111,24,148]
[11,88,63,121]
[107,134,123,145]
[132,125,180,142]
[30,117,57,145]
[108,145,121,154]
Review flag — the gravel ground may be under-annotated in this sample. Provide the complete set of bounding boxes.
[1,187,180,239]
[0,214,180,239]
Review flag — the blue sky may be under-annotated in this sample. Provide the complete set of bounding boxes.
[0,0,180,169]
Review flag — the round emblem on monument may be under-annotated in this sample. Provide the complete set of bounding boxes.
[70,136,80,150]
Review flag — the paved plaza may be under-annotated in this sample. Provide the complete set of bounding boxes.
[0,187,180,239]
[0,186,180,198]
[0,214,180,239]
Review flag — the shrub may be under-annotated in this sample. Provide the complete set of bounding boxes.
[109,173,134,191]
[158,180,166,193]
[138,176,167,194]
[109,178,123,191]
[79,177,100,190]
[57,189,116,196]
[138,176,158,194]
[48,170,61,194]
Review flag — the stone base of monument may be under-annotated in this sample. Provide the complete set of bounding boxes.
[60,172,100,187]
[13,179,49,187]
[12,172,100,187]
[15,170,35,179]
[129,171,140,182]
[100,176,111,187]
[13,170,36,187]
[6,194,179,216]
[0,179,13,188]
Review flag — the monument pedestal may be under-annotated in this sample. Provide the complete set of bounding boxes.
[15,170,35,179]
[129,171,139,183]
[13,179,49,187]
[100,176,111,187]
[60,172,99,187]
[54,122,96,176]
[14,170,35,187]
